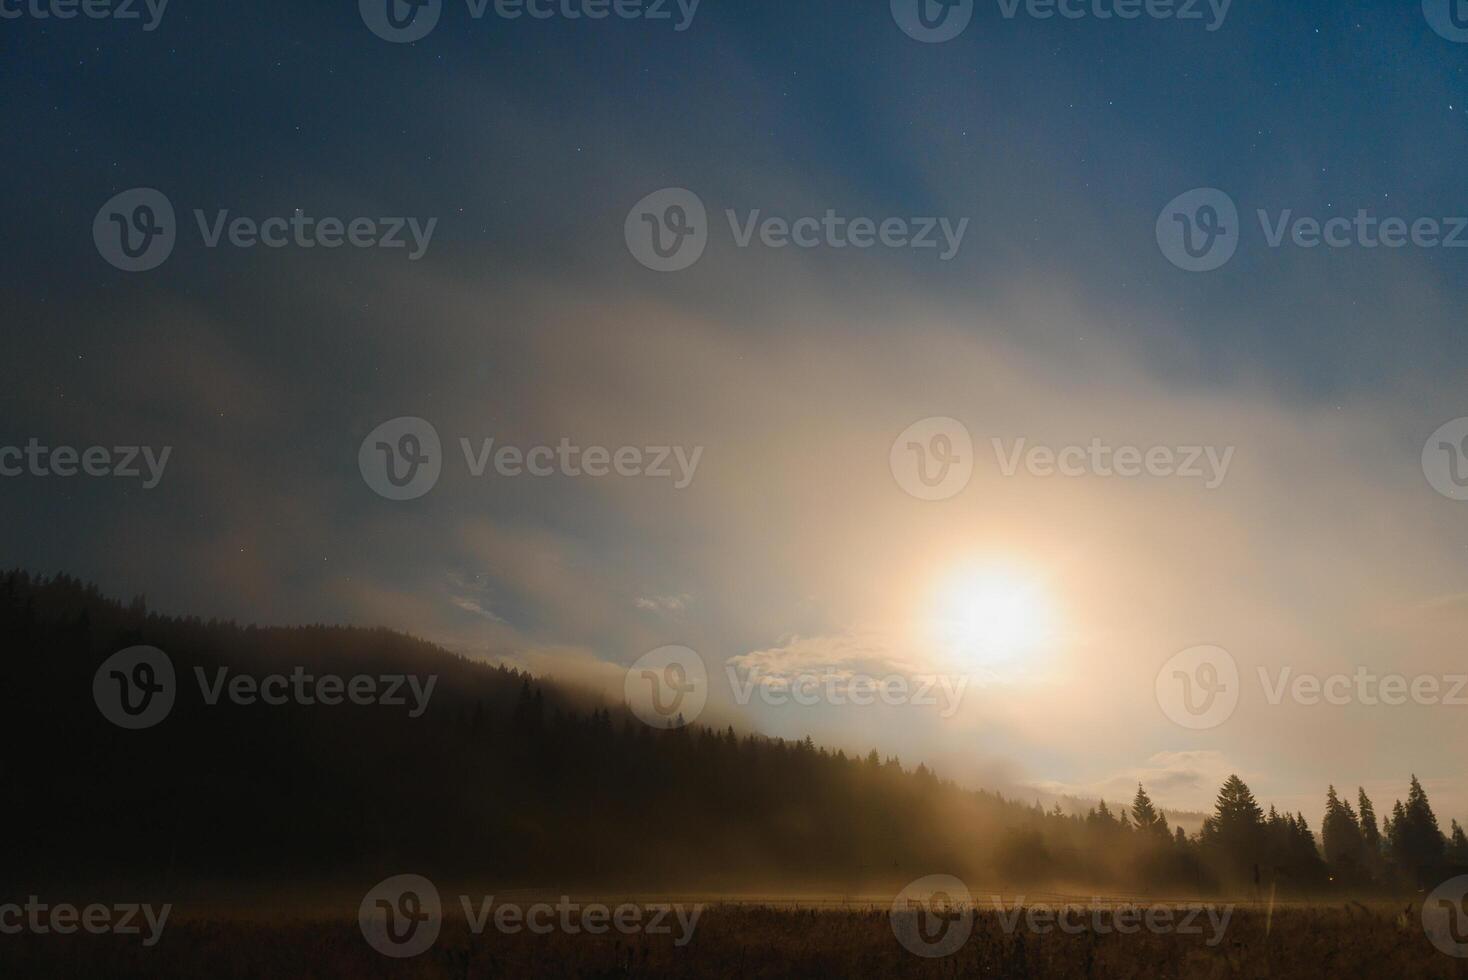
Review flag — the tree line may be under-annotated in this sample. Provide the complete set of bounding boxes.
[1049,773,1468,895]
[2,570,1462,897]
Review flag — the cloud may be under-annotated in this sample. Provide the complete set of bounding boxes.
[12,62,1468,826]
[726,630,926,685]
[449,594,506,623]
[1034,751,1241,817]
[635,593,693,614]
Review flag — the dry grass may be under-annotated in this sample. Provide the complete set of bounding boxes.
[2,904,1466,978]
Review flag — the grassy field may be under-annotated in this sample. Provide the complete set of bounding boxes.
[2,902,1465,979]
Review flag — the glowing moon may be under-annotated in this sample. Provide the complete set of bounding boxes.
[931,566,1056,670]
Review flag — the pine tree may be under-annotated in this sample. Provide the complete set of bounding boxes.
[1214,775,1263,841]
[1389,777,1445,880]
[511,678,544,735]
[1131,783,1165,834]
[1200,775,1266,879]
[1350,788,1385,882]
[1406,776,1442,836]
[1321,785,1364,876]
[1449,820,1468,864]
[1294,812,1322,861]
[1385,799,1405,859]
[1357,789,1381,853]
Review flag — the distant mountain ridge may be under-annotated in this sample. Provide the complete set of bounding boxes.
[1,571,1434,899]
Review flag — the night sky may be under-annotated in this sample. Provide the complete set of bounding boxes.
[4,0,1468,816]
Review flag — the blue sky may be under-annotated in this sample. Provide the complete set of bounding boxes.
[4,0,1468,818]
